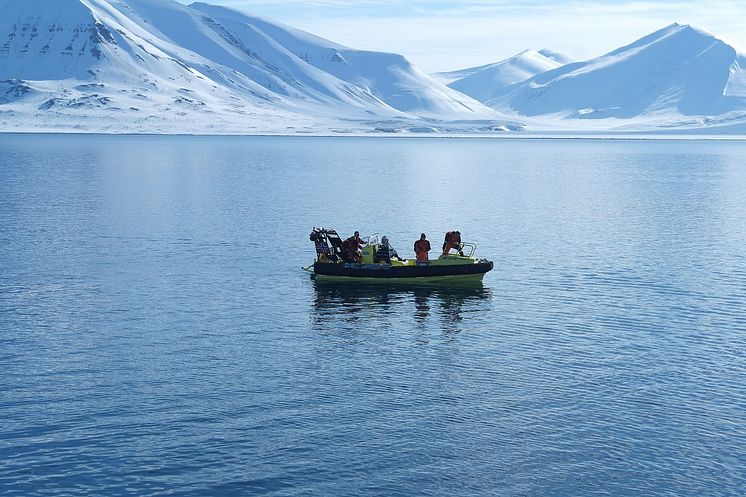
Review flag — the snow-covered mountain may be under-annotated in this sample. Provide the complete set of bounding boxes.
[3,6,746,135]
[434,49,571,102]
[487,24,746,124]
[0,0,506,134]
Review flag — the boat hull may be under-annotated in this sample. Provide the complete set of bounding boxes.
[313,260,493,284]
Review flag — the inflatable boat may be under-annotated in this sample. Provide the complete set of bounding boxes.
[307,228,493,283]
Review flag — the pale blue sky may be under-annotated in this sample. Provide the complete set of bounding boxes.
[178,0,746,72]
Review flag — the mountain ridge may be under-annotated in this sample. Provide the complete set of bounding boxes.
[437,49,571,102]
[486,23,746,121]
[0,0,507,135]
[2,7,746,134]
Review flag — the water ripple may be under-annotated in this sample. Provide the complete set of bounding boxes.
[2,136,746,496]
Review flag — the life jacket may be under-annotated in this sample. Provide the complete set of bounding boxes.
[414,239,430,252]
[348,236,364,252]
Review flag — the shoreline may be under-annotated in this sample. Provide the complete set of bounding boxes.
[2,130,746,141]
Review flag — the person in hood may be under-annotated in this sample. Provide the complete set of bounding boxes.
[414,233,431,262]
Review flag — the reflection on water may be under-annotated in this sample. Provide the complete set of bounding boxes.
[312,280,493,336]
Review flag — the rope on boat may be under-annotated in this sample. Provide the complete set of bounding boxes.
[302,264,314,273]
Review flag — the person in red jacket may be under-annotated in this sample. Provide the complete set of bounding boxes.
[414,233,431,262]
[442,231,464,256]
[346,231,366,263]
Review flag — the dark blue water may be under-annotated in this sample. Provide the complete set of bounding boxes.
[1,134,745,496]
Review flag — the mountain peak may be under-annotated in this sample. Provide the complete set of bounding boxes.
[514,49,536,57]
[444,49,567,101]
[0,0,119,80]
[0,0,496,132]
[486,23,746,119]
[670,23,717,39]
[606,22,736,59]
[0,0,94,20]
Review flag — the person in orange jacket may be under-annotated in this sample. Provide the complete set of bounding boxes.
[442,231,464,256]
[414,233,431,262]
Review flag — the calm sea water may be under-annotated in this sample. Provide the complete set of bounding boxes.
[1,134,745,496]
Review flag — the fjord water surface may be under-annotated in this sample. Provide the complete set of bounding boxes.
[1,135,745,496]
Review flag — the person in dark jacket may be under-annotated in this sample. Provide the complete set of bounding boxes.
[341,238,354,262]
[374,236,400,264]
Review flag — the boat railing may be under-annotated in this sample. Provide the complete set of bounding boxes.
[366,233,381,246]
[460,242,477,258]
